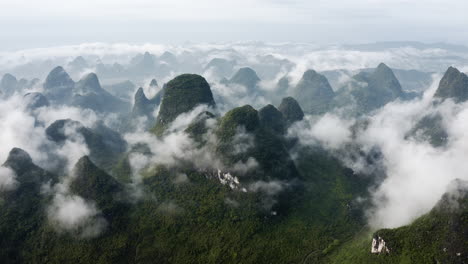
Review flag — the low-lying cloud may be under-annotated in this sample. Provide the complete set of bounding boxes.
[291,74,468,228]
[47,193,107,238]
[0,166,17,191]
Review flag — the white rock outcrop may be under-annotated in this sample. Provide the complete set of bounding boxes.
[371,236,390,254]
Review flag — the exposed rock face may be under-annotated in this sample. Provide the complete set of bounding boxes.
[434,66,468,103]
[229,67,261,91]
[292,69,335,114]
[371,236,390,254]
[153,74,215,135]
[278,97,304,125]
[23,92,50,110]
[258,104,286,134]
[367,179,467,262]
[215,170,244,191]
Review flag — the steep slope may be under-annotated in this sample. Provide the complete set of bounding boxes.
[292,70,335,115]
[124,83,165,132]
[408,113,448,147]
[278,96,304,125]
[216,105,299,182]
[0,128,372,264]
[0,148,57,263]
[258,104,286,135]
[43,66,75,103]
[434,66,468,103]
[152,74,215,135]
[408,67,468,147]
[71,73,130,113]
[46,119,127,172]
[132,87,157,118]
[229,67,261,92]
[149,78,158,88]
[327,179,468,264]
[334,63,404,115]
[23,92,50,110]
[70,156,124,216]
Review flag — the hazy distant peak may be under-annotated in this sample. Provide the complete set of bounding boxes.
[302,69,320,79]
[1,73,17,83]
[69,56,89,68]
[75,72,102,93]
[160,51,177,63]
[293,69,334,114]
[434,66,468,102]
[229,67,260,90]
[135,87,147,100]
[149,79,158,87]
[44,66,74,90]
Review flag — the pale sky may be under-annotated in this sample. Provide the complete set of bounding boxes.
[1,0,467,50]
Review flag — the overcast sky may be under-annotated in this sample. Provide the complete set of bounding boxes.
[1,0,467,50]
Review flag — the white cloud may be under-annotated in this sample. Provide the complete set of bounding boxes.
[291,74,468,229]
[47,193,107,238]
[0,166,17,191]
[289,114,353,150]
[248,180,287,196]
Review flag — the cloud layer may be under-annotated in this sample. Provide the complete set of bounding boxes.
[290,74,468,228]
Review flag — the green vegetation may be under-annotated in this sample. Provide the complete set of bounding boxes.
[277,96,304,125]
[2,66,467,264]
[152,74,215,136]
[0,138,372,264]
[327,183,468,264]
